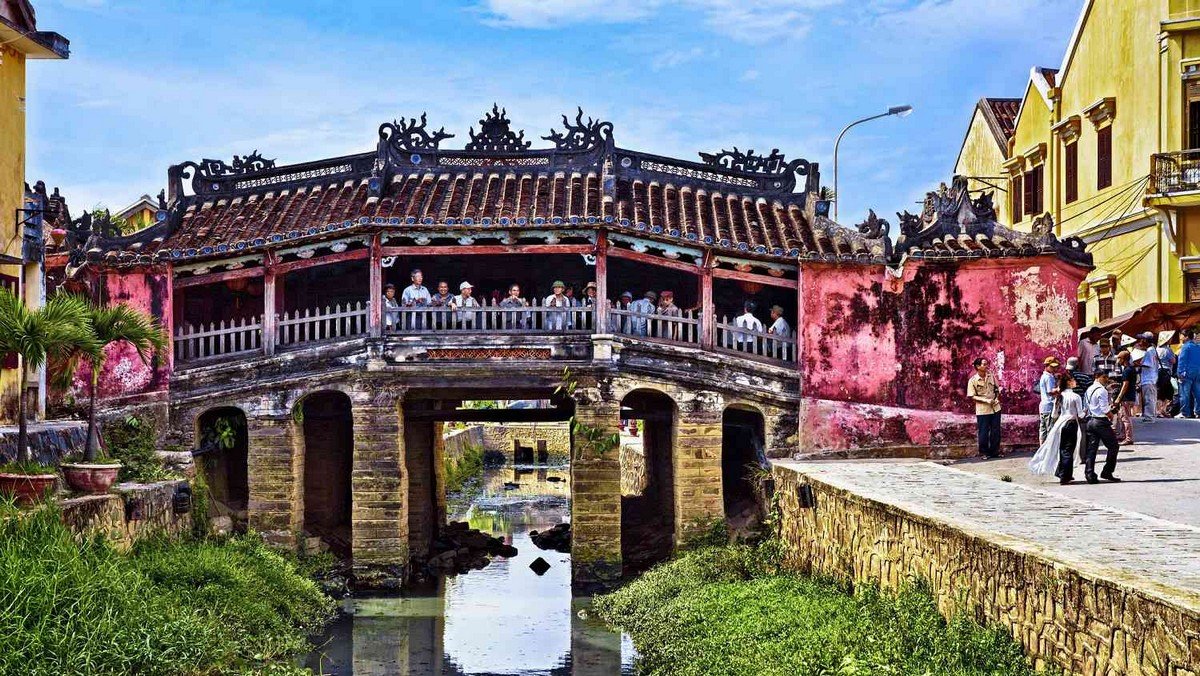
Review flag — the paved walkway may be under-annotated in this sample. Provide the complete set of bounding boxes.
[772,459,1200,609]
[952,417,1200,527]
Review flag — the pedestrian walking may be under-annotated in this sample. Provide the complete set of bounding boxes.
[1156,333,1177,417]
[1029,372,1085,484]
[1037,356,1061,444]
[1115,350,1137,444]
[1134,332,1160,423]
[1178,328,1200,418]
[1083,370,1122,484]
[967,357,1002,458]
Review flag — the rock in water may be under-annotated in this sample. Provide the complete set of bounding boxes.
[530,523,571,553]
[529,557,551,576]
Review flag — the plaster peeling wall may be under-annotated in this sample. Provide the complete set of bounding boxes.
[799,256,1086,456]
[73,270,172,404]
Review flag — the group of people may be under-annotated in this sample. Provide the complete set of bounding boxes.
[970,324,1200,485]
[380,269,794,344]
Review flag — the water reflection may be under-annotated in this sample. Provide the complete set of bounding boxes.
[306,465,636,675]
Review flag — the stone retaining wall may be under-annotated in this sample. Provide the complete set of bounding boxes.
[774,464,1200,676]
[0,421,87,465]
[59,480,193,550]
[479,422,570,463]
[444,426,484,463]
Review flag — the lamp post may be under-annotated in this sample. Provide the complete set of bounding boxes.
[832,105,913,222]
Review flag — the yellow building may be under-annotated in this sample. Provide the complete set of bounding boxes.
[953,0,1200,326]
[0,0,68,423]
[114,194,164,234]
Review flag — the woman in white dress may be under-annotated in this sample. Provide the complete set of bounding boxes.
[1029,373,1086,484]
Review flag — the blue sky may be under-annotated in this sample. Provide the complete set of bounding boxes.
[28,0,1082,222]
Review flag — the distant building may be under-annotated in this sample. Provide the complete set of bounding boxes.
[114,194,165,234]
[0,0,68,423]
[952,0,1200,326]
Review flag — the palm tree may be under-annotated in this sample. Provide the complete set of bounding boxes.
[818,186,836,201]
[71,302,167,462]
[0,289,95,464]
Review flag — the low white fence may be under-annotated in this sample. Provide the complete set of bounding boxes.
[277,302,369,348]
[716,318,797,363]
[609,308,701,346]
[173,316,263,363]
[385,297,594,334]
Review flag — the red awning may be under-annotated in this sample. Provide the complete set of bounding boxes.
[1089,302,1200,337]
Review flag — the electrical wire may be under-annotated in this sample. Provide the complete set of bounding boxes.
[1058,175,1150,229]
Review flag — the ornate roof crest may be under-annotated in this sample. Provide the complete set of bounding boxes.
[195,151,276,178]
[465,104,531,152]
[699,147,791,174]
[542,107,613,152]
[379,113,454,152]
[855,209,890,240]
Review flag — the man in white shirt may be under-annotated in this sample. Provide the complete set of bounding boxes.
[1037,356,1061,443]
[1135,332,1160,423]
[449,281,480,329]
[628,291,657,336]
[1083,370,1122,483]
[544,280,571,331]
[734,301,764,351]
[401,268,431,330]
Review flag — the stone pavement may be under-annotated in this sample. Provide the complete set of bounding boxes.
[772,459,1200,610]
[953,417,1200,527]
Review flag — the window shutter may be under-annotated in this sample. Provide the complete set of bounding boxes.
[1011,174,1023,221]
[1065,143,1078,204]
[1023,169,1036,217]
[1097,126,1113,190]
[1098,296,1113,321]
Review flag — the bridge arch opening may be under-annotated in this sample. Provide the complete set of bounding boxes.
[299,390,354,554]
[619,388,676,574]
[722,405,768,535]
[195,406,249,530]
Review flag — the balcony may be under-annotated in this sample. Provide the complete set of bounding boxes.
[171,301,797,368]
[1150,150,1200,195]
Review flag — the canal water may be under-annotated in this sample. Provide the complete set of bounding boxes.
[304,464,637,675]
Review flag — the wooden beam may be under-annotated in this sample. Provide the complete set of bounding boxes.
[403,407,574,423]
[272,247,369,276]
[712,266,796,289]
[700,251,715,350]
[262,251,277,357]
[595,231,609,333]
[174,266,264,290]
[380,244,593,257]
[607,246,701,274]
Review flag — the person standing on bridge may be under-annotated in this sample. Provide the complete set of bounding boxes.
[450,281,480,329]
[1083,370,1122,484]
[629,291,656,336]
[500,284,529,330]
[383,283,400,332]
[734,301,765,352]
[402,268,431,330]
[544,281,571,331]
[657,290,682,340]
[967,357,1002,459]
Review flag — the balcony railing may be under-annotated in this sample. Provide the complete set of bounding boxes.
[173,301,797,367]
[1151,150,1200,194]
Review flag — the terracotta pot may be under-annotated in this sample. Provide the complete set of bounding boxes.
[60,463,121,495]
[0,473,58,504]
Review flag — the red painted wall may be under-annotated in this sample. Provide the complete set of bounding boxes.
[797,256,1088,455]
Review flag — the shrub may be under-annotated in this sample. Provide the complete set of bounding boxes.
[101,415,176,483]
[595,544,1040,676]
[0,506,334,675]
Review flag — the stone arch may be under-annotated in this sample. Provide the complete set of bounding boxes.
[619,387,678,574]
[283,381,356,418]
[296,389,355,554]
[722,403,768,534]
[195,405,250,530]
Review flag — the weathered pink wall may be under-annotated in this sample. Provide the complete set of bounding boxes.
[73,268,173,405]
[797,256,1087,456]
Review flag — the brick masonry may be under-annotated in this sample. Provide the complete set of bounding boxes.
[59,479,193,550]
[774,461,1200,676]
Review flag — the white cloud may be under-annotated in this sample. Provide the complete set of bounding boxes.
[478,0,844,43]
[741,69,760,81]
[652,47,705,70]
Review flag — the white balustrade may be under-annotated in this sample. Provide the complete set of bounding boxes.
[385,297,595,334]
[277,302,369,348]
[173,315,262,363]
[715,316,797,363]
[609,307,700,346]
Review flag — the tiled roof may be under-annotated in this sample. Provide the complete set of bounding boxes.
[981,98,1021,144]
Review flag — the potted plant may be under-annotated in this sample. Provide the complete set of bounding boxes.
[60,300,165,495]
[0,289,94,503]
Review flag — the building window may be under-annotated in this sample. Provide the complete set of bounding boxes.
[1188,81,1200,150]
[1098,296,1113,321]
[1076,300,1087,328]
[1065,142,1078,203]
[1023,165,1044,217]
[1097,126,1113,190]
[1188,272,1200,303]
[1011,174,1023,221]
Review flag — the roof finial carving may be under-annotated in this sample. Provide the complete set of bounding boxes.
[379,113,454,152]
[465,104,530,152]
[699,147,790,174]
[542,107,613,152]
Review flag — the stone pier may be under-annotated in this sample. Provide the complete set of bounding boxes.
[570,385,623,590]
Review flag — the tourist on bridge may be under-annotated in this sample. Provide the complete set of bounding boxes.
[734,301,764,351]
[450,281,480,328]
[1078,327,1101,375]
[431,280,453,306]
[1134,332,1161,423]
[500,284,529,329]
[1177,328,1200,418]
[967,357,1002,459]
[402,268,431,330]
[657,290,682,340]
[1083,370,1122,483]
[613,290,633,334]
[545,281,571,331]
[1029,372,1085,483]
[383,283,400,331]
[582,282,598,307]
[768,305,791,337]
[1092,340,1118,378]
[628,291,657,336]
[1037,356,1061,444]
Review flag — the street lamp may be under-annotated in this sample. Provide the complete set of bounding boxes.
[832,105,913,221]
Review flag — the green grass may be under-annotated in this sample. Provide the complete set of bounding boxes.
[594,543,1043,676]
[0,506,335,675]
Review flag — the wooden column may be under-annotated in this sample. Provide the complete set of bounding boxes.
[369,234,383,338]
[164,263,176,371]
[700,252,715,350]
[594,230,609,333]
[262,252,277,357]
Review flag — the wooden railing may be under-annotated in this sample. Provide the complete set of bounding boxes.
[716,318,797,363]
[385,298,594,334]
[174,301,796,367]
[173,316,263,363]
[277,302,369,348]
[1151,150,1200,194]
[610,307,701,346]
